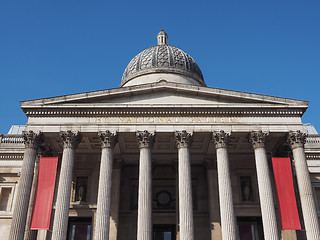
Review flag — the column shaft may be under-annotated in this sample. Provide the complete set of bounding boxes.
[178,147,194,240]
[216,147,237,240]
[94,131,118,240]
[136,131,154,240]
[9,131,42,240]
[51,147,75,239]
[212,131,237,240]
[52,131,81,240]
[137,147,153,240]
[291,141,320,240]
[175,130,194,240]
[24,157,40,240]
[250,131,279,240]
[253,147,279,240]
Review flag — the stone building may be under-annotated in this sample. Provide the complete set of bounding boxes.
[1,30,320,240]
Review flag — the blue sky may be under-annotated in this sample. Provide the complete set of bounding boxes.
[0,1,319,133]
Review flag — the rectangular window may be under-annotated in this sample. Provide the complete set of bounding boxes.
[0,187,12,211]
[67,217,92,240]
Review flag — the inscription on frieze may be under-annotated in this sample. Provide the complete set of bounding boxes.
[89,116,242,124]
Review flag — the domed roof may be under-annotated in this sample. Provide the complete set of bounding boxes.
[120,30,205,87]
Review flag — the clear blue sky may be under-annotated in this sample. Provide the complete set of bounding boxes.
[0,1,319,134]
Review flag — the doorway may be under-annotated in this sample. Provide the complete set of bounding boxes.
[153,224,176,240]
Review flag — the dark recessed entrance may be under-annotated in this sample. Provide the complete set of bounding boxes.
[153,224,176,240]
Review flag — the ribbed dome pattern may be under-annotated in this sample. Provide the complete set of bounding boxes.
[120,45,205,87]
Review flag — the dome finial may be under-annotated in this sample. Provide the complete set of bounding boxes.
[157,29,168,45]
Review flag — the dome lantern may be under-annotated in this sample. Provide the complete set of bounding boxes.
[157,29,168,45]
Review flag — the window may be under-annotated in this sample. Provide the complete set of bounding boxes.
[67,217,92,240]
[0,188,12,211]
[0,183,16,213]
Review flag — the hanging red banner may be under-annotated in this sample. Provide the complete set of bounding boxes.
[272,157,301,230]
[30,157,58,230]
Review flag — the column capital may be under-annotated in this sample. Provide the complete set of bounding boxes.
[175,130,193,149]
[288,130,307,150]
[211,130,230,149]
[22,130,44,149]
[60,131,82,149]
[99,131,118,148]
[136,130,155,149]
[249,131,269,149]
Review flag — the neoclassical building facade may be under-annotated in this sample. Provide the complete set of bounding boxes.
[1,30,320,240]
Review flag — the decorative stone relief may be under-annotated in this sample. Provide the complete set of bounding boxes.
[288,130,307,150]
[60,131,82,149]
[98,130,118,148]
[136,130,155,148]
[249,131,269,149]
[175,130,193,149]
[211,130,230,149]
[22,130,44,149]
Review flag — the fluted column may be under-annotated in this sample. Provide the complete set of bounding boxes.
[9,131,43,240]
[288,130,320,240]
[175,130,194,240]
[212,131,237,240]
[52,131,82,240]
[109,159,122,240]
[250,131,279,240]
[94,131,118,240]
[23,156,40,240]
[136,130,155,240]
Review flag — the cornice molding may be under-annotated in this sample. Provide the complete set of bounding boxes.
[23,108,305,118]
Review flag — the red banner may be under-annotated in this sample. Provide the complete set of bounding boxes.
[30,157,58,230]
[272,157,301,230]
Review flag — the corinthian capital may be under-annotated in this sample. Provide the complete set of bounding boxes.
[23,130,44,149]
[136,130,155,149]
[175,130,193,149]
[60,131,82,149]
[288,130,307,150]
[99,130,118,148]
[249,131,269,149]
[212,130,230,149]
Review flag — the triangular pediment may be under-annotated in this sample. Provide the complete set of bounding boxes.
[20,82,308,117]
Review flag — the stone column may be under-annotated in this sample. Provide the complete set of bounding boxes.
[51,131,82,240]
[9,131,43,240]
[109,159,122,240]
[212,131,237,240]
[94,131,118,240]
[250,131,279,240]
[206,159,222,240]
[136,130,155,240]
[288,130,320,240]
[23,156,40,240]
[175,130,194,240]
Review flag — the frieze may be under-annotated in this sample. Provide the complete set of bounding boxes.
[89,116,242,124]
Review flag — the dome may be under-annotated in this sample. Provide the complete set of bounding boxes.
[120,30,205,87]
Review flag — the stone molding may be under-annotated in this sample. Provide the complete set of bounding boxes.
[175,130,193,149]
[288,130,307,150]
[136,130,155,149]
[60,131,82,149]
[211,130,230,149]
[249,131,269,149]
[24,109,304,117]
[99,131,118,148]
[22,131,44,149]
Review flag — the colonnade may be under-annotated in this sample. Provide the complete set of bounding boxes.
[9,129,320,240]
